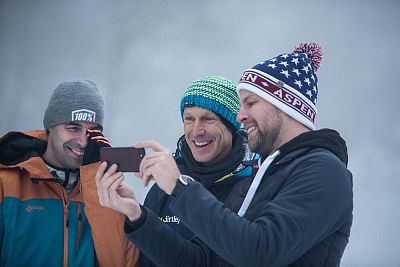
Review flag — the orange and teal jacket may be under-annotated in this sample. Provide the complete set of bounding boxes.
[0,130,139,267]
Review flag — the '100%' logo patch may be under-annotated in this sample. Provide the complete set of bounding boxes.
[71,109,96,122]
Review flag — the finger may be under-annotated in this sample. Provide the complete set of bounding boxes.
[134,140,169,153]
[97,163,118,194]
[133,171,149,188]
[94,138,111,146]
[95,162,108,186]
[87,129,102,134]
[139,155,151,175]
[140,153,176,186]
[133,172,148,187]
[100,171,123,206]
[140,162,155,186]
[104,163,119,178]
[142,173,153,187]
[141,162,162,187]
[137,149,173,186]
[100,173,122,207]
[109,176,124,205]
[125,182,137,199]
[139,151,171,174]
[109,175,124,194]
[141,151,170,161]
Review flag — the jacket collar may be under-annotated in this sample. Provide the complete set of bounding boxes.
[0,130,52,178]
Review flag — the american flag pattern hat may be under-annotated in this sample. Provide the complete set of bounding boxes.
[237,43,323,130]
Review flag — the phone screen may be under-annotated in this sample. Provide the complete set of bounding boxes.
[99,147,145,172]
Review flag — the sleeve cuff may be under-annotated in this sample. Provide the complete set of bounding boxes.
[124,205,148,233]
[171,180,186,197]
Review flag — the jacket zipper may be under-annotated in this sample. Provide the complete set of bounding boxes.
[76,203,81,251]
[60,187,69,267]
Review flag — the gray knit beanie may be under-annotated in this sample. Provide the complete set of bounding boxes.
[43,79,105,130]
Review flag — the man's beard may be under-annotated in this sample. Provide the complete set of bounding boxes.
[248,110,283,156]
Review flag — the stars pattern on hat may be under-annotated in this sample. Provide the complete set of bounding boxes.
[257,52,319,104]
[239,42,323,130]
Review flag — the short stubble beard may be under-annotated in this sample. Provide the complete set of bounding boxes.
[249,109,283,157]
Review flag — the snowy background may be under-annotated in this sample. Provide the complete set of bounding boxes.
[1,0,399,266]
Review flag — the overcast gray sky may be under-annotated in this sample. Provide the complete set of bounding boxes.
[1,0,399,266]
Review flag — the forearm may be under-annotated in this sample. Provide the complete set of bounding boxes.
[169,182,270,266]
[169,169,351,267]
[125,206,210,267]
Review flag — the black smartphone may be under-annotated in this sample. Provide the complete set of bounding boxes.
[100,147,145,172]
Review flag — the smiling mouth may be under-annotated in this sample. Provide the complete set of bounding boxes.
[69,147,84,157]
[193,140,212,148]
[246,126,256,135]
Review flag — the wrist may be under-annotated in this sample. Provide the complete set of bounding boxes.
[171,174,195,197]
[124,205,147,233]
[126,202,142,221]
[165,178,178,195]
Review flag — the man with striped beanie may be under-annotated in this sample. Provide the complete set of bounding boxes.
[137,43,351,266]
[97,44,353,266]
[96,75,258,266]
[132,44,352,266]
[180,76,241,133]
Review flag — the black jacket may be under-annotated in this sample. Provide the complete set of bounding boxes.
[125,132,258,266]
[168,129,353,266]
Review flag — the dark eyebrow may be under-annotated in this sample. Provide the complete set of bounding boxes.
[66,122,103,131]
[66,122,83,127]
[184,110,217,118]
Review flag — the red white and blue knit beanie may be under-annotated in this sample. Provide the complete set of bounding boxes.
[237,43,323,130]
[180,75,241,131]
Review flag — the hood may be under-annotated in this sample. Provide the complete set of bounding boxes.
[279,128,349,165]
[0,130,47,166]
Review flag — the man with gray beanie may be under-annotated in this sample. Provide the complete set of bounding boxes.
[0,79,138,266]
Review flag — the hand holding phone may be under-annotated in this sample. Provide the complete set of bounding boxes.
[99,147,145,172]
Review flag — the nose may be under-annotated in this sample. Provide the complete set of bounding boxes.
[192,121,206,136]
[76,131,89,149]
[237,107,248,123]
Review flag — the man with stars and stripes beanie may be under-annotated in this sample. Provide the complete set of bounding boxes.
[237,43,323,130]
[180,75,241,132]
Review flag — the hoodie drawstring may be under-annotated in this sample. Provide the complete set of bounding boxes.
[238,150,280,217]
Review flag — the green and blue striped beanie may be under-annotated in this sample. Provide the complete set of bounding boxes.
[180,75,240,131]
